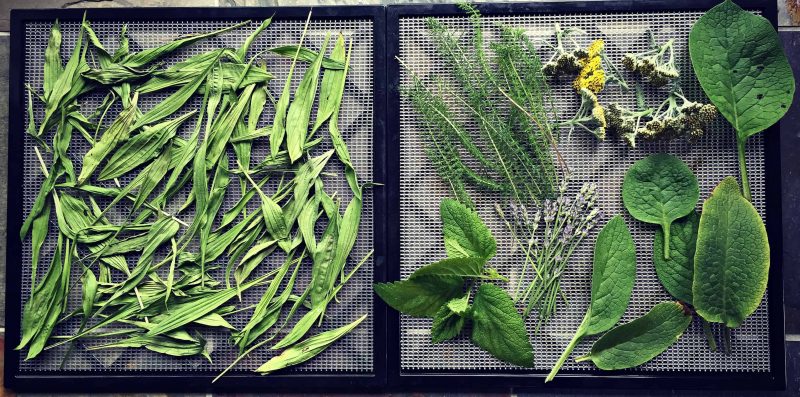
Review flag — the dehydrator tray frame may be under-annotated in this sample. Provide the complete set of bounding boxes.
[385,0,786,391]
[6,0,788,393]
[6,6,388,393]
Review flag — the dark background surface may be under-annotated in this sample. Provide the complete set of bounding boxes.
[0,0,798,395]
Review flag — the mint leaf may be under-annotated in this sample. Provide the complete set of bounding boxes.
[431,305,465,343]
[690,0,794,140]
[446,294,470,314]
[440,199,496,260]
[374,276,463,317]
[579,302,691,370]
[653,211,699,305]
[470,284,533,368]
[410,257,485,279]
[693,177,769,328]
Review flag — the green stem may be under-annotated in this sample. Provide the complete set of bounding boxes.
[663,223,671,260]
[545,321,586,382]
[737,138,752,202]
[701,318,718,352]
[722,325,732,355]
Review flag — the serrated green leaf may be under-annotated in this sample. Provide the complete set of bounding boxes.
[410,257,486,279]
[374,276,463,318]
[431,304,465,344]
[440,199,496,260]
[693,177,769,328]
[470,284,533,368]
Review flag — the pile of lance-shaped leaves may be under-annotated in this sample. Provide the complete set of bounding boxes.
[18,12,371,379]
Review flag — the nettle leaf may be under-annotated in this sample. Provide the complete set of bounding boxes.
[579,302,691,370]
[431,304,465,344]
[440,199,496,260]
[653,211,699,304]
[470,284,533,368]
[693,177,769,328]
[410,257,485,279]
[623,154,698,259]
[373,276,463,318]
[690,0,795,140]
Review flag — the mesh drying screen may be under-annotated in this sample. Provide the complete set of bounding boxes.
[398,11,769,372]
[19,17,374,373]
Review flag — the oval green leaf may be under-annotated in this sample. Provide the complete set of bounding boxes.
[579,301,691,370]
[623,154,698,260]
[689,0,795,140]
[374,276,464,318]
[693,177,769,328]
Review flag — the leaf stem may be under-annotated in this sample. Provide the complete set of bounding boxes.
[545,321,586,382]
[737,139,752,202]
[701,318,717,352]
[722,325,732,355]
[663,223,671,260]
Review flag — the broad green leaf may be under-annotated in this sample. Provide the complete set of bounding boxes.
[440,199,496,260]
[622,154,698,259]
[546,215,636,382]
[374,276,463,317]
[409,257,486,279]
[693,177,769,328]
[690,0,795,140]
[653,211,699,304]
[431,304,465,344]
[578,302,691,370]
[470,284,533,368]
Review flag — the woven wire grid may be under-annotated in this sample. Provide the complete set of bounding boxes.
[20,18,374,373]
[398,11,769,372]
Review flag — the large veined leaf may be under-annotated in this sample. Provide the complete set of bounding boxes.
[440,198,496,260]
[693,177,769,328]
[690,0,794,140]
[653,211,699,305]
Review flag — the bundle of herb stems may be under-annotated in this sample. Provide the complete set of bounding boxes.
[401,4,590,329]
[18,12,372,378]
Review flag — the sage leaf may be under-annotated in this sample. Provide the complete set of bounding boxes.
[256,314,366,375]
[622,154,698,259]
[653,211,699,304]
[470,284,533,368]
[577,302,691,370]
[693,177,769,328]
[546,215,636,382]
[440,199,496,260]
[374,276,464,318]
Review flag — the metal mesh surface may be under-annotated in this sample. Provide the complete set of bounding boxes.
[20,17,374,373]
[398,11,770,372]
